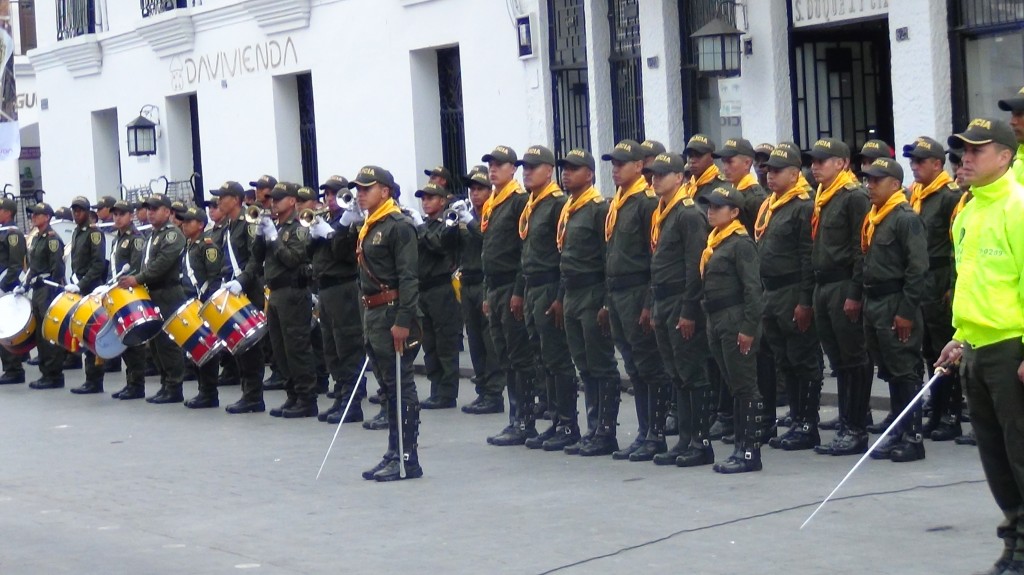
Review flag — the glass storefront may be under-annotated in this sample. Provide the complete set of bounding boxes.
[950,0,1024,128]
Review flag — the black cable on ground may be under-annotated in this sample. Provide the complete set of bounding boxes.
[536,479,986,575]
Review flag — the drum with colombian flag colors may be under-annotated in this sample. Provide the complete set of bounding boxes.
[102,285,162,346]
[42,291,82,353]
[70,294,113,357]
[163,299,224,366]
[199,288,267,355]
[0,293,36,354]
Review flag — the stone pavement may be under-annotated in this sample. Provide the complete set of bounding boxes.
[0,360,998,575]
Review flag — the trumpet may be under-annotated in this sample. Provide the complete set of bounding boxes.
[299,207,332,227]
[245,205,272,224]
[443,209,459,224]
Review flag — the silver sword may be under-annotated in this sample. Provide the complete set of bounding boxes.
[315,356,371,480]
[800,365,950,529]
[396,347,406,479]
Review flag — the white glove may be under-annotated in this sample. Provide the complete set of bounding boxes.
[224,280,243,295]
[64,283,80,294]
[310,217,333,239]
[338,196,355,211]
[459,210,475,225]
[449,199,469,214]
[259,217,278,242]
[91,284,107,296]
[13,285,25,296]
[406,209,424,226]
[340,209,364,227]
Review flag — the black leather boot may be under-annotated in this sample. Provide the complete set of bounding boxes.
[225,396,265,413]
[29,376,65,390]
[491,371,537,446]
[269,394,297,417]
[890,378,925,462]
[677,387,716,467]
[363,401,390,430]
[71,380,104,394]
[363,407,399,480]
[319,396,344,422]
[462,394,504,414]
[0,370,25,385]
[931,370,963,440]
[148,386,184,404]
[779,379,821,450]
[664,386,679,436]
[629,380,668,462]
[654,390,691,465]
[715,399,763,474]
[374,402,423,481]
[579,378,620,456]
[708,412,734,441]
[526,422,559,449]
[185,391,220,409]
[282,396,318,418]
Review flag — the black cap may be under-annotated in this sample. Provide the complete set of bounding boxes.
[557,149,596,171]
[270,182,301,200]
[423,165,452,182]
[145,194,172,209]
[415,182,449,198]
[348,166,397,190]
[0,198,15,213]
[211,181,245,198]
[249,175,278,190]
[806,138,851,160]
[601,139,643,162]
[133,198,149,211]
[319,175,349,192]
[244,189,256,199]
[753,143,775,161]
[516,145,557,167]
[643,152,687,175]
[53,207,72,221]
[998,86,1024,113]
[92,195,116,210]
[482,145,518,165]
[683,134,716,156]
[859,140,894,160]
[170,200,188,214]
[714,137,756,159]
[297,186,318,202]
[862,157,905,181]
[640,140,666,158]
[111,200,133,213]
[948,117,1017,150]
[178,205,208,223]
[28,202,54,216]
[70,196,91,210]
[946,149,963,165]
[464,165,491,188]
[902,136,946,160]
[765,147,802,169]
[698,184,744,209]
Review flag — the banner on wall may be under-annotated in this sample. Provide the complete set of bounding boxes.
[0,0,19,163]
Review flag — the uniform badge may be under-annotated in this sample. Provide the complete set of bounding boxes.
[166,231,178,242]
[90,232,102,245]
[120,239,129,248]
[48,239,58,252]
[282,231,290,242]
[205,248,218,263]
[7,234,17,246]
[134,238,144,251]
[247,224,257,238]
[372,231,383,245]
[296,227,308,241]
[153,237,160,247]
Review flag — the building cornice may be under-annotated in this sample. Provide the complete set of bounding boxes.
[243,0,312,35]
[136,9,196,58]
[28,35,103,78]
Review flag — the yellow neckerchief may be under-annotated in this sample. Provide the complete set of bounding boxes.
[754,185,806,241]
[556,186,603,252]
[735,173,759,191]
[701,219,747,277]
[356,198,401,261]
[480,179,523,233]
[798,172,812,192]
[950,190,971,236]
[686,164,721,198]
[811,169,858,240]
[909,171,953,213]
[861,192,908,253]
[518,181,562,240]
[650,183,690,252]
[604,177,648,241]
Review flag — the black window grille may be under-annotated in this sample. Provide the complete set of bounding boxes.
[437,47,467,197]
[297,73,319,189]
[608,0,644,143]
[140,0,190,18]
[56,0,95,41]
[550,0,591,160]
[952,0,1024,31]
[678,0,733,136]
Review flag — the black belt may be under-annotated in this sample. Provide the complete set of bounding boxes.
[929,256,951,270]
[266,275,308,290]
[318,274,358,290]
[703,292,745,315]
[486,271,517,289]
[420,274,453,291]
[606,272,650,292]
[524,270,560,289]
[651,281,687,301]
[460,270,484,286]
[564,271,604,291]
[762,271,802,291]
[864,279,904,298]
[814,267,852,286]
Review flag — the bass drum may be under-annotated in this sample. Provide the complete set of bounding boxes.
[0,293,36,354]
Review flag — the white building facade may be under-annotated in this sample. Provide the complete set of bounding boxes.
[4,0,1022,210]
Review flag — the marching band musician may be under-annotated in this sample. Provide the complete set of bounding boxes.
[22,202,66,390]
[0,196,26,386]
[108,200,149,400]
[297,185,330,395]
[179,206,223,409]
[64,195,109,395]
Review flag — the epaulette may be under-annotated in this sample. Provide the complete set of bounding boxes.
[737,228,749,235]
[592,196,605,204]
[844,182,860,191]
[203,237,213,245]
[552,191,564,198]
[645,189,656,198]
[47,230,56,237]
[716,174,727,181]
[682,198,695,207]
[947,182,960,191]
[797,192,810,200]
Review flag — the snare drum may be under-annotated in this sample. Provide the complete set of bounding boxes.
[0,293,36,354]
[102,285,162,346]
[93,321,127,360]
[199,288,267,355]
[164,299,223,366]
[71,294,109,356]
[42,291,82,353]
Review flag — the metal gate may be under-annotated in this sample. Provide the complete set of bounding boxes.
[608,0,644,144]
[297,73,319,189]
[550,0,591,159]
[437,47,467,197]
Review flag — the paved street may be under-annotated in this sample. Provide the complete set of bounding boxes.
[0,360,1000,575]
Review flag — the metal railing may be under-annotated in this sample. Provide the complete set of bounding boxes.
[550,0,592,161]
[608,0,644,143]
[140,0,197,18]
[56,0,96,41]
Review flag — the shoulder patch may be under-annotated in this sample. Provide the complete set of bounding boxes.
[166,231,178,243]
[645,189,656,198]
[552,191,564,198]
[844,182,860,191]
[296,227,309,240]
[205,247,218,263]
[247,224,257,238]
[48,239,58,252]
[716,174,727,181]
[282,230,291,242]
[204,237,213,245]
[947,182,960,190]
[90,231,102,245]
[120,239,129,248]
[134,238,145,250]
[48,230,56,237]
[7,234,17,246]
[797,192,810,200]
[682,198,695,207]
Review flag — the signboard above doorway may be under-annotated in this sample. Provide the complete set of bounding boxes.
[791,0,889,28]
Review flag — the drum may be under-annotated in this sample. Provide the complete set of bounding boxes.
[199,288,267,355]
[94,321,127,360]
[163,299,223,367]
[71,294,110,356]
[42,291,82,353]
[102,285,162,346]
[0,293,36,354]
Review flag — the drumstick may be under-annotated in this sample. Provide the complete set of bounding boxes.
[41,279,61,288]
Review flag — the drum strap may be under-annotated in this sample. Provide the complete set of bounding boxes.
[224,231,241,279]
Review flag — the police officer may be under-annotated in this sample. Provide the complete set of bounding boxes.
[997,86,1024,185]
[0,197,26,385]
[177,206,223,408]
[699,184,765,474]
[249,175,278,211]
[349,166,423,482]
[860,157,927,463]
[63,196,109,394]
[452,166,503,414]
[753,143,775,189]
[412,181,462,409]
[805,138,873,456]
[857,140,894,177]
[309,175,366,424]
[479,146,533,446]
[108,200,149,400]
[24,203,66,389]
[646,152,713,467]
[118,194,187,404]
[92,195,117,225]
[424,165,453,192]
[904,136,963,441]
[756,146,822,450]
[212,181,267,414]
[296,185,330,394]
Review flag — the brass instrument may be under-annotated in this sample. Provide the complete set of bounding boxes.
[298,207,332,228]
[244,205,272,224]
[442,209,459,224]
[339,191,355,206]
